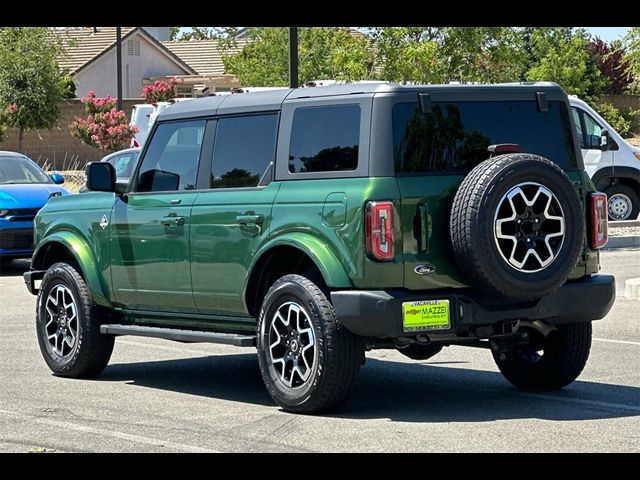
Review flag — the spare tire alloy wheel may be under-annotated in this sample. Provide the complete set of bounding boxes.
[494,182,565,272]
[450,154,584,302]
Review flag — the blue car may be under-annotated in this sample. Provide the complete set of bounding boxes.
[0,151,69,262]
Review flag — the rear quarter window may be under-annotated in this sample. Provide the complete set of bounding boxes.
[393,100,578,174]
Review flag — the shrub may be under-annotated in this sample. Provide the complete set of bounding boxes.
[70,90,137,151]
[142,78,177,104]
[594,102,639,138]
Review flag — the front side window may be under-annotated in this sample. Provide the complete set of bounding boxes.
[210,114,278,188]
[136,120,205,192]
[108,152,139,178]
[582,111,603,149]
[571,107,586,149]
[289,104,360,173]
[393,100,578,173]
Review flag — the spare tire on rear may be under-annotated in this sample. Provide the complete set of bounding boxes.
[450,153,584,302]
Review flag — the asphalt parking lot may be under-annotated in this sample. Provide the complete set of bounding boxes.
[0,249,638,453]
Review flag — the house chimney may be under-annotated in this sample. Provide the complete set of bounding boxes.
[142,27,170,42]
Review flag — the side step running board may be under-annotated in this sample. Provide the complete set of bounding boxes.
[100,324,256,347]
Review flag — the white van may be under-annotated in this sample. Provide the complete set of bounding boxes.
[570,96,640,220]
[129,104,154,148]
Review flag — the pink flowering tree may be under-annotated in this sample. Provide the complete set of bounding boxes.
[142,77,178,104]
[70,91,137,151]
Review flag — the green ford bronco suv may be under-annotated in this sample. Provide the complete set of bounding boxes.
[25,82,615,413]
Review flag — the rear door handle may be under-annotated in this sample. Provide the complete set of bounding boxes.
[413,203,429,253]
[161,216,186,226]
[236,214,264,225]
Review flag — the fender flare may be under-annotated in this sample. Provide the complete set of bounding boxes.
[31,232,111,307]
[592,166,640,190]
[248,233,353,289]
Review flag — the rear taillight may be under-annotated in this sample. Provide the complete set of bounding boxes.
[365,201,395,261]
[590,192,608,249]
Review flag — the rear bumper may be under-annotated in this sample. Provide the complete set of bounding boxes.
[330,274,616,338]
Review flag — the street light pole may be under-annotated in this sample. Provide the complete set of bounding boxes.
[288,27,298,88]
[116,26,123,110]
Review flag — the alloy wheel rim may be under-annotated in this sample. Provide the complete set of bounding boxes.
[44,284,78,358]
[268,301,317,389]
[607,193,632,220]
[494,182,565,273]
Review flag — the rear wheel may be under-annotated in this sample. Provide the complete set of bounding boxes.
[36,262,114,378]
[603,184,639,221]
[257,274,362,413]
[493,322,592,391]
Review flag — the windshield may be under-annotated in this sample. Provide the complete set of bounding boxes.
[393,100,578,174]
[0,156,52,184]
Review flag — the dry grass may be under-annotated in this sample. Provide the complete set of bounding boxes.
[57,170,85,193]
[627,136,640,147]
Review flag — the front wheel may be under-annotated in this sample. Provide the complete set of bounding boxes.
[257,274,362,413]
[493,322,592,391]
[36,262,114,378]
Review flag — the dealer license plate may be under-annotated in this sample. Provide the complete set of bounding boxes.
[402,299,450,332]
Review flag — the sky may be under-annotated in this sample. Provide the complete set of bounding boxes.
[178,27,632,42]
[584,27,630,42]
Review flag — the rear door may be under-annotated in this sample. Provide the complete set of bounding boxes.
[110,119,211,312]
[391,92,580,290]
[190,113,280,317]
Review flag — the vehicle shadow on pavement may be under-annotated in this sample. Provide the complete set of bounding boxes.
[99,353,274,407]
[98,354,640,422]
[0,259,30,277]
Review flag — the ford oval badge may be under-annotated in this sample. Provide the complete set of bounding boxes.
[414,264,436,275]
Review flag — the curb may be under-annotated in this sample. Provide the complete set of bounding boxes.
[625,278,640,301]
[605,236,640,249]
[609,220,640,228]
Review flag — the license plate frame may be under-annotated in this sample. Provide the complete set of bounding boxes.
[402,299,451,332]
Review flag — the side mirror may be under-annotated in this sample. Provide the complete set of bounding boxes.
[600,129,611,152]
[86,162,116,192]
[49,172,65,184]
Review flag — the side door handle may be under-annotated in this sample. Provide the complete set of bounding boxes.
[161,216,186,227]
[236,214,264,226]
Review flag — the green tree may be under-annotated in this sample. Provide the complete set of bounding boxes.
[526,28,606,98]
[371,27,526,84]
[0,27,64,150]
[176,27,238,41]
[623,27,640,79]
[221,28,374,86]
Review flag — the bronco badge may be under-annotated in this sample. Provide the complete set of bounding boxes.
[99,215,109,230]
[414,264,436,275]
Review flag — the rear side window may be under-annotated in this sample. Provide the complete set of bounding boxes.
[211,114,278,188]
[289,104,360,173]
[136,120,205,192]
[393,100,578,174]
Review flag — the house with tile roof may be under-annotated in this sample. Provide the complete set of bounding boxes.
[56,27,196,98]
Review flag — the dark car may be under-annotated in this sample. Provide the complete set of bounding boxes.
[79,148,140,193]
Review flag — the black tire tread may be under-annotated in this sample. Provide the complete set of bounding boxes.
[257,274,362,413]
[36,262,114,378]
[494,322,592,391]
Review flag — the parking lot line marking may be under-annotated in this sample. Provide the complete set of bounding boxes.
[593,338,640,346]
[0,409,220,453]
[516,394,640,413]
